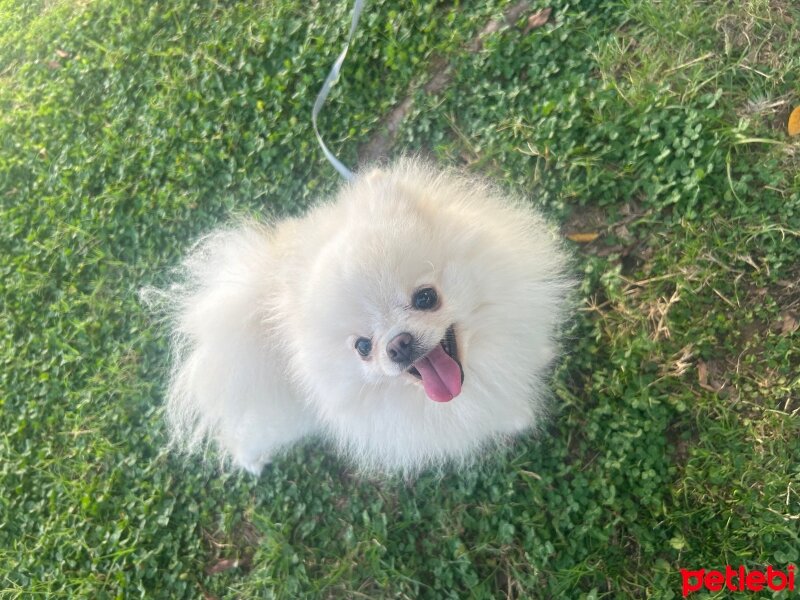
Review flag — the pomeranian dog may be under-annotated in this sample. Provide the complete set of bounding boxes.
[152,159,571,475]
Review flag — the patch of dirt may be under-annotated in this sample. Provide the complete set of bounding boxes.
[358,1,550,163]
[562,204,608,236]
[562,200,653,276]
[698,268,799,414]
[697,358,729,395]
[202,519,262,577]
[666,421,696,466]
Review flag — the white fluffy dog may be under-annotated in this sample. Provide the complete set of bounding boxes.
[154,159,571,475]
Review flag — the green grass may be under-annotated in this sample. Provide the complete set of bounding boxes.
[1,0,798,597]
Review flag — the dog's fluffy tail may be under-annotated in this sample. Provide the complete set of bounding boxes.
[141,222,293,470]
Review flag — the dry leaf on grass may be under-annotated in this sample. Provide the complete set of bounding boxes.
[697,360,725,393]
[780,312,798,335]
[788,106,800,136]
[697,360,715,392]
[205,558,239,575]
[524,7,552,33]
[566,232,600,243]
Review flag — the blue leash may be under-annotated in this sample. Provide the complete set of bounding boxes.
[312,0,366,182]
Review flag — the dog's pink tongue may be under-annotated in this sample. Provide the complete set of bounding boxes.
[413,345,462,402]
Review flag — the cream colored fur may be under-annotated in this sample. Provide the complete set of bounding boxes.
[151,159,572,475]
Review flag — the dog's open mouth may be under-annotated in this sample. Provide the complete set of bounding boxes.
[407,325,464,402]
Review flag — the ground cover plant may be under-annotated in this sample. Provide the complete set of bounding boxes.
[1,0,798,597]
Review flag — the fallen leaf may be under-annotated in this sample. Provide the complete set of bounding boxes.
[566,232,600,243]
[46,60,61,70]
[697,360,724,392]
[697,360,708,384]
[524,7,552,33]
[788,106,800,136]
[780,312,798,335]
[696,360,717,392]
[615,224,632,242]
[205,558,239,575]
[55,49,70,58]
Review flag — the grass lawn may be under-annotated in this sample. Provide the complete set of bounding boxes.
[1,0,798,597]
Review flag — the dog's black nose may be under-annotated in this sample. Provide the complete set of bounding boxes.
[386,332,414,364]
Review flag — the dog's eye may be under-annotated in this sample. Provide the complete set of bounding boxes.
[412,287,439,311]
[354,337,372,357]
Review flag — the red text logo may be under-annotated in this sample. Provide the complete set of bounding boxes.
[681,565,795,596]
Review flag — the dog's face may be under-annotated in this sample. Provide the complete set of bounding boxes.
[346,282,463,403]
[295,193,481,407]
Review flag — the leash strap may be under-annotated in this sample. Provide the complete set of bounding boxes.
[312,0,365,182]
